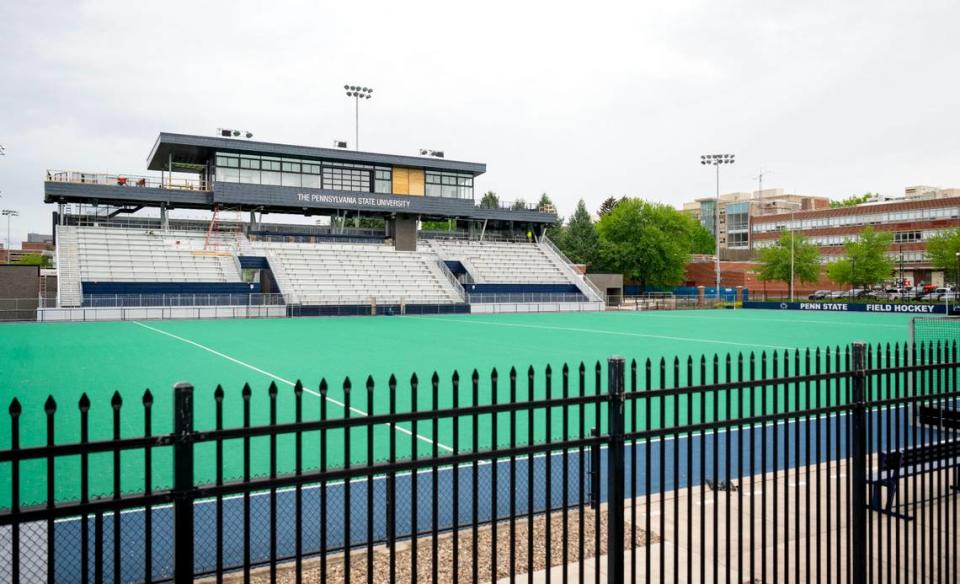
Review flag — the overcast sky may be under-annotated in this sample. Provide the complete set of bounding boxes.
[1,0,959,245]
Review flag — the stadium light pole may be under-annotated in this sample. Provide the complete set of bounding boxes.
[344,85,373,151]
[2,209,18,262]
[701,154,735,300]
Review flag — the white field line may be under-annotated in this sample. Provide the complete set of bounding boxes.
[412,316,796,351]
[131,321,453,452]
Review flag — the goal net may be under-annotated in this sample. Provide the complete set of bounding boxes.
[910,316,960,353]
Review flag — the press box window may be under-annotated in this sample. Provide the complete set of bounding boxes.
[374,168,392,194]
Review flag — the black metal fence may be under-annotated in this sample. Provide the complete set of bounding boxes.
[1,341,958,583]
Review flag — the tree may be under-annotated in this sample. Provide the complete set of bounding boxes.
[555,199,598,266]
[479,191,500,209]
[421,219,456,232]
[925,227,960,284]
[595,198,699,289]
[511,198,528,211]
[537,193,554,210]
[755,231,821,298]
[597,196,623,217]
[685,216,716,255]
[830,193,874,208]
[826,226,894,288]
[14,253,52,268]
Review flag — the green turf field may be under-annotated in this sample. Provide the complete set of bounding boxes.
[0,309,917,507]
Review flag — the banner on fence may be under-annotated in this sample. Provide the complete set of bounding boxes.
[743,300,960,315]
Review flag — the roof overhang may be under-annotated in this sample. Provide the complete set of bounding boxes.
[147,133,487,176]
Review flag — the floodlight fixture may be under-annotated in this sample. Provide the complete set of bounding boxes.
[344,84,374,150]
[699,153,737,299]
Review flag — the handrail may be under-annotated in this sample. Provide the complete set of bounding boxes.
[434,258,467,302]
[46,170,210,192]
[539,233,605,301]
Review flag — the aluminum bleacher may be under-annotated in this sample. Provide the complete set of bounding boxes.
[254,241,465,305]
[426,240,569,283]
[73,226,242,284]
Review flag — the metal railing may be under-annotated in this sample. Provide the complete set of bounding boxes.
[539,234,605,301]
[476,199,557,214]
[434,258,467,302]
[46,170,209,191]
[2,342,957,583]
[466,292,591,304]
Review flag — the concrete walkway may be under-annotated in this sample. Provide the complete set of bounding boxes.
[498,458,959,583]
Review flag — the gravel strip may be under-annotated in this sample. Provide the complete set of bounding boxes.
[205,506,658,584]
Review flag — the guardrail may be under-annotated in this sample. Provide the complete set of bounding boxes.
[434,258,467,302]
[47,170,210,191]
[539,234,605,302]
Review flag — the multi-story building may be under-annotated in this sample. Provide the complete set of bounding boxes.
[751,187,960,287]
[684,189,830,255]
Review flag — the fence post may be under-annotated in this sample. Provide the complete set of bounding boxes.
[607,356,626,584]
[173,382,195,584]
[850,342,867,584]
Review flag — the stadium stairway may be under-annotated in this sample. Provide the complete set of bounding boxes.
[54,225,83,307]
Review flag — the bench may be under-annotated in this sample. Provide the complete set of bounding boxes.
[868,435,960,520]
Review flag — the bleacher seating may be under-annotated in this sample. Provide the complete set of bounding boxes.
[72,226,242,283]
[254,241,464,305]
[426,240,570,283]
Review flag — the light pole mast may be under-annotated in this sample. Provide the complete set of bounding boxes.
[2,209,18,262]
[701,154,736,300]
[344,85,373,150]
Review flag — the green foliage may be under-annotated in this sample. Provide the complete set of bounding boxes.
[479,191,500,209]
[511,198,528,211]
[537,193,554,208]
[421,219,456,231]
[595,198,700,288]
[597,196,623,217]
[829,193,874,208]
[755,231,822,297]
[924,227,960,284]
[685,216,716,254]
[555,199,598,266]
[826,226,894,287]
[14,253,52,268]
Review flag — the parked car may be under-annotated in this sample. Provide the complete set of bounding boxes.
[884,288,910,300]
[923,287,951,301]
[808,290,830,300]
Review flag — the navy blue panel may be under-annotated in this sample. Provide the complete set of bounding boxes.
[744,301,957,315]
[443,260,467,275]
[81,282,260,295]
[623,285,748,301]
[464,283,579,295]
[238,256,270,269]
[290,304,469,317]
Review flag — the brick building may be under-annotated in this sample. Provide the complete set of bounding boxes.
[751,188,960,287]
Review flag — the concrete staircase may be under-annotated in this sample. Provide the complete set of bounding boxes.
[55,226,83,307]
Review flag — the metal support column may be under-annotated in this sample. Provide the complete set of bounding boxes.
[607,355,626,584]
[172,382,195,583]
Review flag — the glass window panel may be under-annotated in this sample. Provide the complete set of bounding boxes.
[216,167,239,182]
[239,169,260,184]
[281,173,301,187]
[301,174,320,189]
[261,171,281,185]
